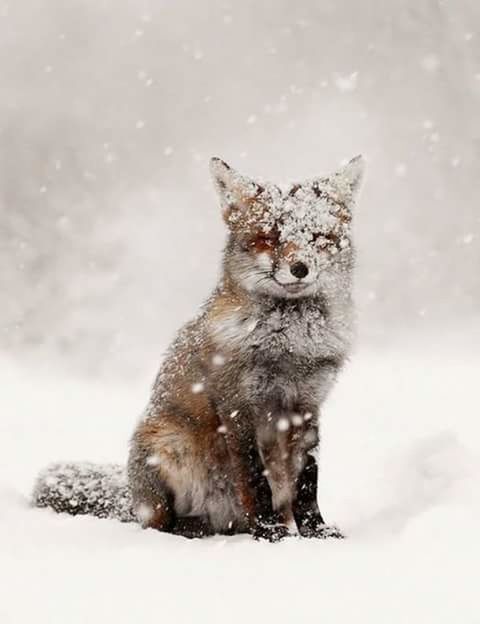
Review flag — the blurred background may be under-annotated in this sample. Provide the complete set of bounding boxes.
[1,0,479,379]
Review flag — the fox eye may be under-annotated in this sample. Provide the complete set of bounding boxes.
[311,232,327,247]
[250,231,278,251]
[312,231,339,248]
[326,231,339,244]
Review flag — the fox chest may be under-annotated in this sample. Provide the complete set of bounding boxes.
[252,307,327,360]
[211,303,341,363]
[210,303,348,410]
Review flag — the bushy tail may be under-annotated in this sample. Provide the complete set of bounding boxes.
[32,462,135,523]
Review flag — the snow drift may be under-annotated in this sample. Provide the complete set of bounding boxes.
[1,343,479,623]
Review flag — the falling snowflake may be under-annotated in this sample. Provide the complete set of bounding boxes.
[291,414,304,427]
[277,417,290,432]
[146,454,161,467]
[191,382,204,394]
[333,72,358,93]
[136,503,153,523]
[212,353,225,366]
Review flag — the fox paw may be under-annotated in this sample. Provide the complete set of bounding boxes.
[252,523,291,543]
[299,523,345,539]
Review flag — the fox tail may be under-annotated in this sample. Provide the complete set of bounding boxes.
[32,462,135,522]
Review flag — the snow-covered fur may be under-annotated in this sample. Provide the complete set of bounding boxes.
[33,462,134,521]
[33,155,365,541]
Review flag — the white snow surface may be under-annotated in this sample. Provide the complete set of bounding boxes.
[1,345,479,624]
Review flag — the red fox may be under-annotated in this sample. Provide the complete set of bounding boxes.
[33,155,364,541]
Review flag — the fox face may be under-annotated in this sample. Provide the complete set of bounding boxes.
[211,156,365,299]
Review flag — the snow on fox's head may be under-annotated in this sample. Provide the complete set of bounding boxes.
[210,156,365,299]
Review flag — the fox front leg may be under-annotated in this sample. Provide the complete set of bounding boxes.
[293,452,344,539]
[219,420,269,534]
[222,429,256,522]
[256,418,301,536]
[219,417,287,541]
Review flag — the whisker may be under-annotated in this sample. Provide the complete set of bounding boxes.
[254,274,273,286]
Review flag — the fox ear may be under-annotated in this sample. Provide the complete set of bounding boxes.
[339,155,365,193]
[210,157,263,224]
[331,155,365,204]
[210,157,236,200]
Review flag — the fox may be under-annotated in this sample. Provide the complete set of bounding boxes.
[33,154,365,541]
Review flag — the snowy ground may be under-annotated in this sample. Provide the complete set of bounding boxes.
[1,344,479,624]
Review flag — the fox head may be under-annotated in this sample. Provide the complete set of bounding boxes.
[210,156,365,299]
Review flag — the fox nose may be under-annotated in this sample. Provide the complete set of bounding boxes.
[290,261,309,279]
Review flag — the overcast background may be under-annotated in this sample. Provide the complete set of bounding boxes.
[1,0,479,378]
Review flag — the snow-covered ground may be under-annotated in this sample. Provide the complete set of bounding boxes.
[1,345,479,624]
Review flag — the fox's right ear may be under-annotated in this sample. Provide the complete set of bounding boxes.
[210,157,260,225]
[210,157,235,198]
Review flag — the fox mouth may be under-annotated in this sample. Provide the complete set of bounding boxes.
[274,280,308,294]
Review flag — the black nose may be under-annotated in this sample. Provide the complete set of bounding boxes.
[290,262,309,279]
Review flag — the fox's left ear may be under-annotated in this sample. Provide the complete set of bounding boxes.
[331,155,365,205]
[210,157,262,225]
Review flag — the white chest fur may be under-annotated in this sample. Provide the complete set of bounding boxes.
[210,298,352,362]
